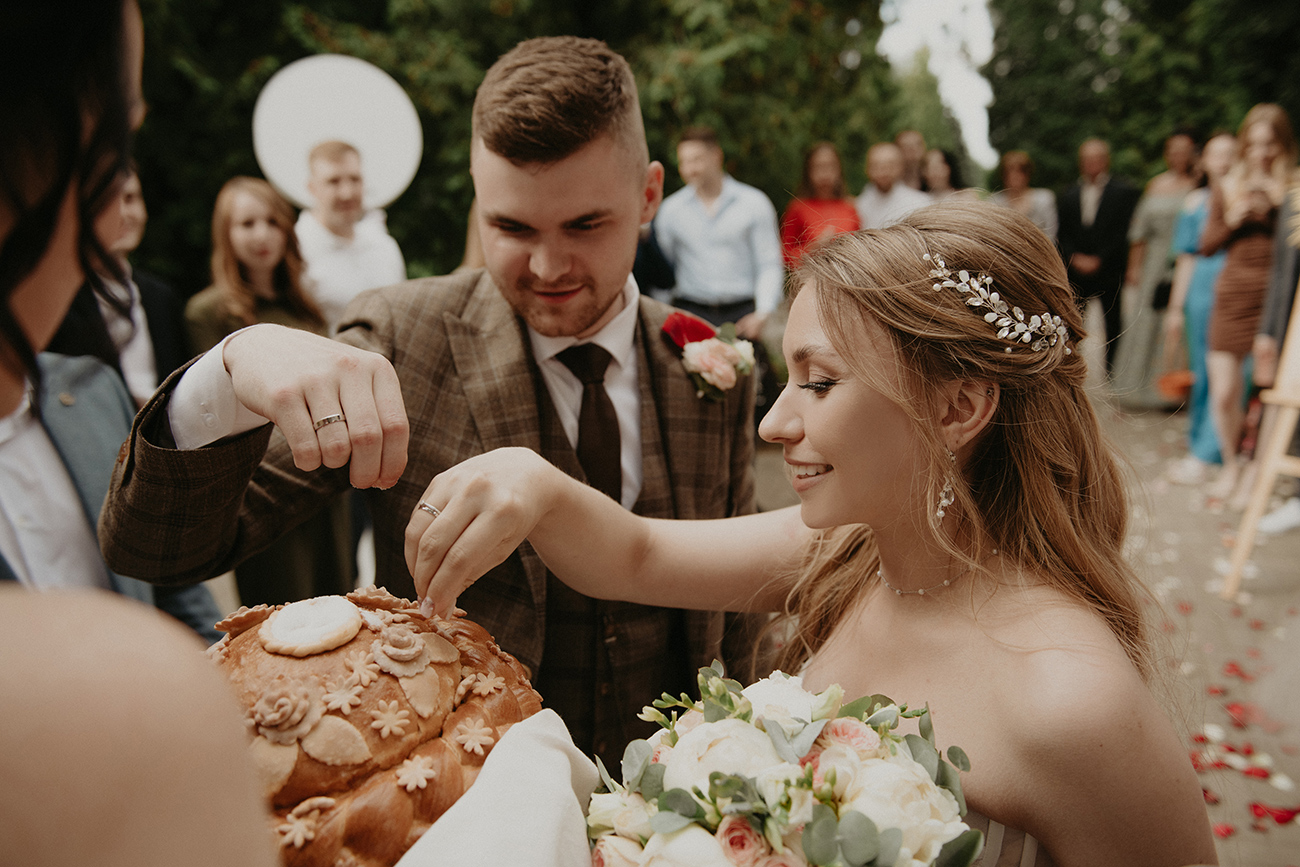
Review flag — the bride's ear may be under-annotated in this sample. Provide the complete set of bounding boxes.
[938,380,998,452]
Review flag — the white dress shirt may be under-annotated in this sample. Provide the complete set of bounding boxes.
[1080,173,1110,227]
[0,389,113,590]
[97,270,159,405]
[167,278,646,510]
[854,183,932,230]
[655,176,785,314]
[296,209,407,334]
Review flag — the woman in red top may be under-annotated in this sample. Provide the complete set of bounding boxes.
[780,142,861,268]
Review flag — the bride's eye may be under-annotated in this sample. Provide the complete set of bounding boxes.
[798,379,838,394]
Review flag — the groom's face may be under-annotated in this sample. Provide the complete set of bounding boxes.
[472,134,664,339]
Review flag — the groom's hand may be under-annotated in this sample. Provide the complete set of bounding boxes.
[223,325,409,489]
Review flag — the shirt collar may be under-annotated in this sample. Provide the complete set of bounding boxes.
[529,276,640,371]
[1082,172,1110,189]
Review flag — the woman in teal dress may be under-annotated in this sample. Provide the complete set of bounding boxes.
[1164,133,1240,480]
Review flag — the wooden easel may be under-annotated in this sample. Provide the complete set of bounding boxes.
[1222,274,1300,599]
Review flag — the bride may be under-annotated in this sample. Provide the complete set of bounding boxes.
[406,202,1217,866]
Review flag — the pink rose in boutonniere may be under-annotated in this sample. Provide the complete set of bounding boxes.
[661,311,755,401]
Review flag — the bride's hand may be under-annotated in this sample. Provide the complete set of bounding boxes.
[404,447,563,617]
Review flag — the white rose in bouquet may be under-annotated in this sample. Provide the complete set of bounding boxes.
[742,672,817,736]
[640,824,732,867]
[840,753,967,866]
[663,718,783,797]
[591,833,645,867]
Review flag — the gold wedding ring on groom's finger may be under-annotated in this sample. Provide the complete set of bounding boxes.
[313,413,346,431]
[417,502,441,519]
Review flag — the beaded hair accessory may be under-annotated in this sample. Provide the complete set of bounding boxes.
[924,253,1071,354]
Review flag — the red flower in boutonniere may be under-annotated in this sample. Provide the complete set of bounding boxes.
[661,311,755,401]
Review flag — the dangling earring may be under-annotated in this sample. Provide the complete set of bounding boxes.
[936,448,956,522]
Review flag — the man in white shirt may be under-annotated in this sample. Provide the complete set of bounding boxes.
[295,140,406,334]
[855,142,932,230]
[654,127,783,340]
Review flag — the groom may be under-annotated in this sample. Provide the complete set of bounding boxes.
[99,36,758,768]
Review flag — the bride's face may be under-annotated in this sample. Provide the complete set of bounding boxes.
[759,286,921,530]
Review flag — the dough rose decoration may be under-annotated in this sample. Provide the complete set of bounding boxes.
[587,663,983,867]
[661,311,755,401]
[208,589,542,867]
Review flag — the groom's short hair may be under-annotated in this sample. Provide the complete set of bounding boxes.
[472,36,648,168]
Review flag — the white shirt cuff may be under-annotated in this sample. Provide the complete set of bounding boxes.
[167,328,270,450]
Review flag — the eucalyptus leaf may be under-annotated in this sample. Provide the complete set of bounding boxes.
[593,755,618,795]
[801,805,840,866]
[947,745,971,772]
[792,718,830,758]
[904,734,940,782]
[935,829,985,867]
[875,827,902,867]
[649,811,694,834]
[703,697,731,722]
[837,810,880,867]
[866,706,899,728]
[721,677,745,695]
[936,760,968,815]
[837,695,878,720]
[764,719,800,764]
[641,762,666,800]
[919,707,934,745]
[621,740,652,790]
[659,787,703,819]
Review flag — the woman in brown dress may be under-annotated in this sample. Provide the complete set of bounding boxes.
[1202,104,1297,501]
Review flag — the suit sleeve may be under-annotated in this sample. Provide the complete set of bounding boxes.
[99,367,354,587]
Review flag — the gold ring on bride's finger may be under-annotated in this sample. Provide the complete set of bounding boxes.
[417,502,441,519]
[313,413,346,431]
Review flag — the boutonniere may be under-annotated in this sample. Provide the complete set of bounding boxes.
[661,311,755,401]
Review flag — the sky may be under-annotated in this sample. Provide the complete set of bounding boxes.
[877,0,998,168]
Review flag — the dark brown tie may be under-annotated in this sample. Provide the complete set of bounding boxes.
[556,343,621,502]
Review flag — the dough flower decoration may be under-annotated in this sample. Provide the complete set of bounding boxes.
[925,253,1070,354]
[277,797,335,849]
[372,624,432,678]
[395,755,440,792]
[587,664,984,867]
[661,311,755,401]
[453,718,496,756]
[250,681,326,746]
[344,649,382,687]
[323,678,365,714]
[369,699,411,739]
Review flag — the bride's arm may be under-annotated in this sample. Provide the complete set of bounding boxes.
[406,447,811,617]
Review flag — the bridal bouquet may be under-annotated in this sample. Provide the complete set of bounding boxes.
[587,665,983,867]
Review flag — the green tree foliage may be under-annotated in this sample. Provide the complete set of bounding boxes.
[133,0,920,287]
[983,0,1300,192]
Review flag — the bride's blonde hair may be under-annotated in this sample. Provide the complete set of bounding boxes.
[772,201,1154,683]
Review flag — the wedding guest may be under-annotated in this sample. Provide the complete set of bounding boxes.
[855,142,931,229]
[990,150,1057,239]
[1164,132,1240,485]
[100,36,760,772]
[895,129,927,191]
[779,141,860,269]
[1202,104,1296,502]
[656,126,783,339]
[923,149,978,203]
[411,202,1217,867]
[1112,131,1199,409]
[47,164,191,408]
[0,2,274,863]
[185,176,353,607]
[1057,138,1141,375]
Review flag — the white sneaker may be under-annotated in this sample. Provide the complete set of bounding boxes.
[1257,497,1300,535]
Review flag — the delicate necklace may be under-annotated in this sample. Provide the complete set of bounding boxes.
[877,549,997,597]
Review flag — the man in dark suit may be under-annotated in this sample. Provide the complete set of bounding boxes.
[100,37,758,769]
[1057,138,1140,375]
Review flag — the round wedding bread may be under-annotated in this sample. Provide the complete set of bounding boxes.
[208,586,542,866]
